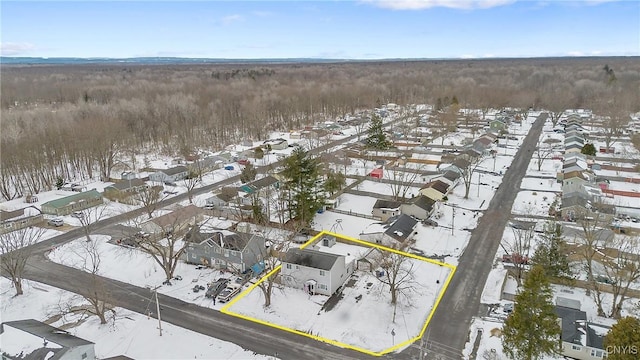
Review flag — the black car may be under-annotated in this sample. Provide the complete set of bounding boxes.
[206,278,229,298]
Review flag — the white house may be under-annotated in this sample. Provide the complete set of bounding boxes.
[148,165,189,183]
[281,248,353,296]
[555,301,609,360]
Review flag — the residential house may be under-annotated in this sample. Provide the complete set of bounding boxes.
[565,142,584,154]
[263,138,288,150]
[205,192,236,208]
[489,118,507,131]
[184,229,266,273]
[140,204,202,235]
[419,179,450,202]
[1,319,96,360]
[555,305,609,360]
[148,166,188,184]
[281,248,353,296]
[360,214,418,246]
[560,195,589,221]
[239,175,279,195]
[356,247,383,272]
[121,171,137,180]
[41,190,103,216]
[441,170,460,186]
[372,199,402,222]
[0,208,44,235]
[104,179,149,199]
[401,195,436,220]
[562,171,590,193]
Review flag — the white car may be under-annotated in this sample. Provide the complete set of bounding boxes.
[48,218,64,227]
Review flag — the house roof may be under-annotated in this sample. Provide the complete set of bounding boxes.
[407,195,435,212]
[283,248,342,271]
[563,170,586,180]
[565,143,583,150]
[41,190,102,209]
[241,176,278,193]
[555,306,608,349]
[373,199,402,210]
[561,195,588,209]
[3,319,94,348]
[384,214,418,242]
[442,170,460,182]
[421,179,449,194]
[147,204,201,229]
[162,165,188,176]
[474,137,493,146]
[452,158,471,170]
[106,179,147,191]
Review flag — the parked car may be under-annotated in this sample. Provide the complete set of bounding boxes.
[206,278,229,298]
[71,211,84,218]
[48,218,64,227]
[217,283,242,303]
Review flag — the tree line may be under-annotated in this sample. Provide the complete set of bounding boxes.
[1,58,639,200]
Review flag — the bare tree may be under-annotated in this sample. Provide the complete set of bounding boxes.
[74,238,113,324]
[573,210,612,317]
[134,185,164,219]
[76,205,108,243]
[182,166,202,204]
[458,155,485,199]
[503,222,535,285]
[0,226,45,295]
[535,136,562,171]
[595,98,630,153]
[386,164,422,200]
[373,246,417,322]
[136,210,201,282]
[599,235,640,318]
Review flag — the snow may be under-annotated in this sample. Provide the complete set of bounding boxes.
[512,190,556,217]
[481,269,507,305]
[354,180,421,198]
[313,211,378,239]
[225,242,451,354]
[334,193,379,214]
[0,324,62,359]
[0,279,274,360]
[519,177,561,192]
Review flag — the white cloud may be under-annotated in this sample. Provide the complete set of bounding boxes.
[363,0,515,10]
[252,10,274,17]
[0,42,36,56]
[567,51,584,56]
[220,14,244,25]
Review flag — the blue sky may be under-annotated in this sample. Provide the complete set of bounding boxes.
[1,0,638,58]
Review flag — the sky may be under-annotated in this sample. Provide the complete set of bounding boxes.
[1,0,639,59]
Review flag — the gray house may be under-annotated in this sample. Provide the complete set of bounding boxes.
[401,195,436,220]
[184,229,266,273]
[1,319,96,360]
[360,214,418,246]
[148,166,189,184]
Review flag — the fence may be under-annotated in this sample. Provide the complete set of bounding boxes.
[328,208,380,221]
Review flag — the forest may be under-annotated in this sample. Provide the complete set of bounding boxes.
[1,57,639,200]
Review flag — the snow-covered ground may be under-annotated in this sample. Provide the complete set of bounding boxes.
[224,240,452,354]
[0,278,274,360]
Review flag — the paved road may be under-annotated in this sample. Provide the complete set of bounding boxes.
[6,115,413,360]
[422,113,548,360]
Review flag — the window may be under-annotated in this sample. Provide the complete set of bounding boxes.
[320,270,325,276]
[318,284,327,290]
[82,353,87,359]
[591,349,603,358]
[286,264,292,269]
[572,345,581,351]
[382,210,387,214]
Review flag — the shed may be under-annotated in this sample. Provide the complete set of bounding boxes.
[369,167,384,179]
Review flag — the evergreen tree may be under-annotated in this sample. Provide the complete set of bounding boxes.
[55,176,64,190]
[604,316,640,360]
[240,162,257,183]
[532,221,573,282]
[324,171,346,196]
[503,265,561,360]
[581,143,596,156]
[281,147,325,226]
[366,114,392,150]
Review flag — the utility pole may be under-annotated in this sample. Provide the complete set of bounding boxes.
[152,287,163,336]
[477,172,482,197]
[451,206,455,236]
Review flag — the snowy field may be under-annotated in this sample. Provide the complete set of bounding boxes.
[354,180,422,198]
[225,246,451,354]
[519,177,561,192]
[511,190,556,217]
[0,278,274,360]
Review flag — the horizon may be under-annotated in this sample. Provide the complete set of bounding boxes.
[1,1,638,59]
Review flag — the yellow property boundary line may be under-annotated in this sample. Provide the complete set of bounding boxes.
[221,230,457,357]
